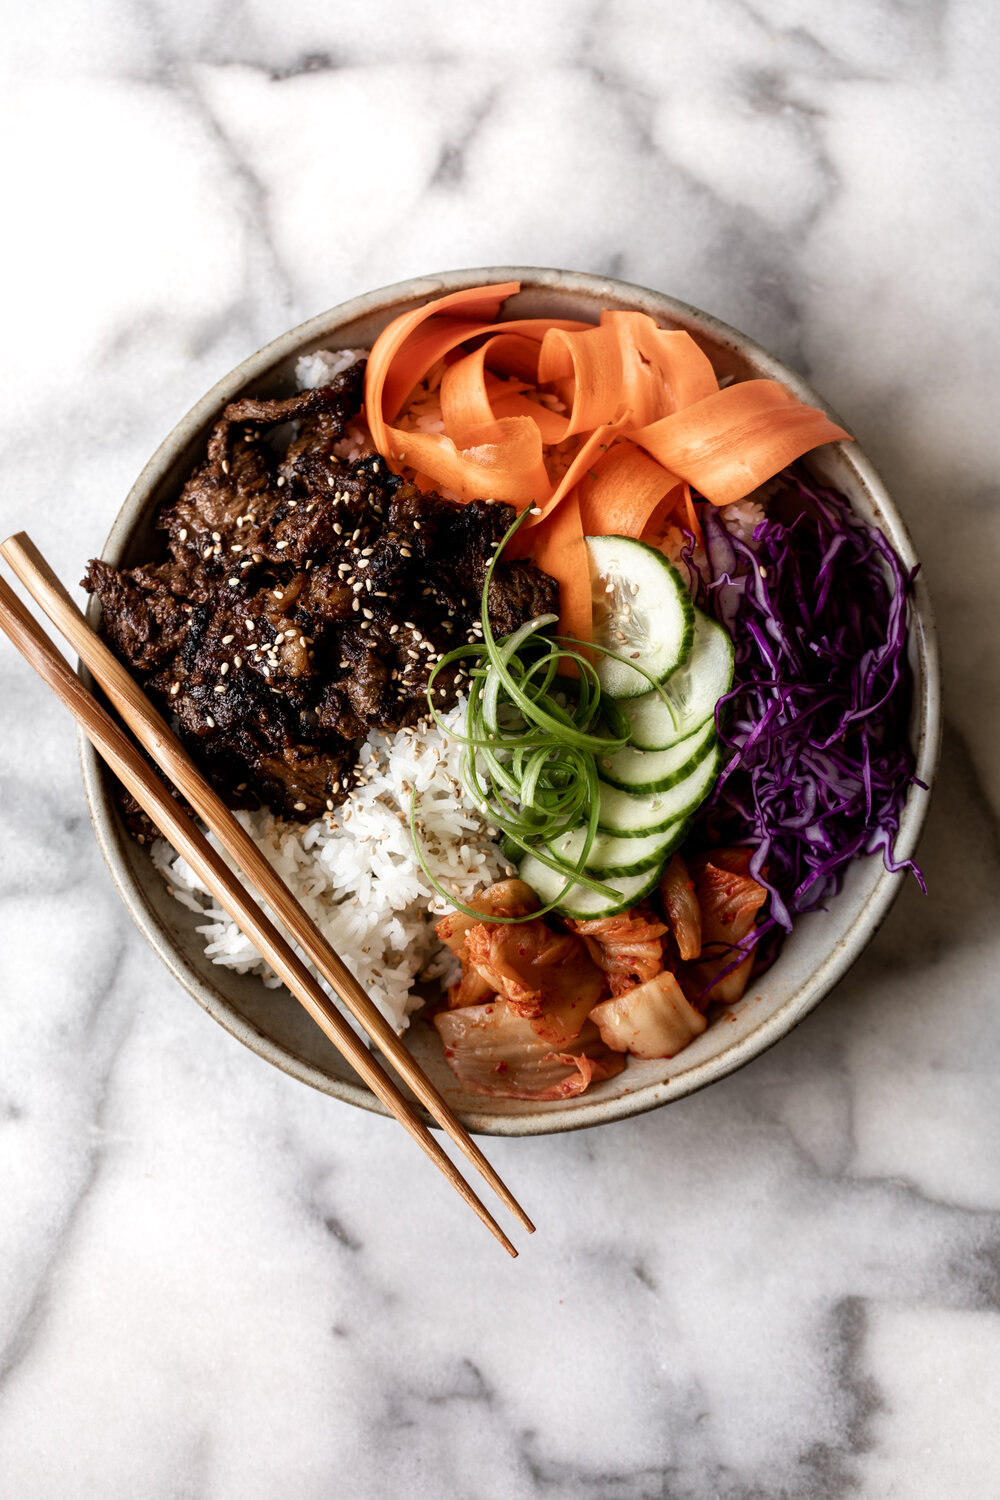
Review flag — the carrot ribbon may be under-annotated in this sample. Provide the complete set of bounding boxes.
[363,283,851,638]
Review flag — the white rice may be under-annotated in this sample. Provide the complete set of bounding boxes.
[152,703,508,1034]
[294,346,368,389]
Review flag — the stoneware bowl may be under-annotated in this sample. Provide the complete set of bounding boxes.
[80,268,941,1136]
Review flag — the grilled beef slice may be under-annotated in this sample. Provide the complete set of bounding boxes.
[84,359,559,827]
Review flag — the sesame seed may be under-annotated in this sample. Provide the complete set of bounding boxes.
[277,476,285,488]
[272,589,283,600]
[214,683,226,694]
[206,714,215,727]
[333,523,343,535]
[231,544,243,553]
[212,531,221,542]
[221,461,229,475]
[356,557,369,569]
[220,662,229,676]
[276,540,288,550]
[234,655,242,669]
[169,682,180,697]
[203,546,213,560]
[352,597,360,612]
[293,801,306,811]
[228,577,239,586]
[179,527,188,541]
[273,632,285,644]
[222,634,234,644]
[362,608,374,620]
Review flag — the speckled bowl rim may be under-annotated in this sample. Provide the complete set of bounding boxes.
[80,267,941,1136]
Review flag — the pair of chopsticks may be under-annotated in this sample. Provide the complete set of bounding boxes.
[0,532,533,1257]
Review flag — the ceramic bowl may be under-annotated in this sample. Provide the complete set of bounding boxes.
[80,268,940,1136]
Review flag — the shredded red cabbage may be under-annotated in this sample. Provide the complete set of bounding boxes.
[688,467,925,953]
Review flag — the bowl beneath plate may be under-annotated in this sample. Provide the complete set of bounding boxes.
[80,267,941,1136]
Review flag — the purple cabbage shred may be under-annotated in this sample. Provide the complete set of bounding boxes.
[688,467,925,961]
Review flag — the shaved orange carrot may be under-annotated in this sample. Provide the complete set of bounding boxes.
[440,336,569,448]
[384,420,550,505]
[598,312,717,420]
[628,380,851,507]
[378,314,588,429]
[367,284,519,445]
[510,490,592,644]
[537,324,626,437]
[362,285,853,637]
[577,439,682,538]
[529,413,632,528]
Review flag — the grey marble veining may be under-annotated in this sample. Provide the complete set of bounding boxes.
[2,2,999,1495]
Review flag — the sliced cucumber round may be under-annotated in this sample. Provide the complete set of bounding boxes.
[544,821,687,878]
[598,718,716,795]
[587,534,694,700]
[596,743,722,836]
[517,853,662,921]
[619,607,735,750]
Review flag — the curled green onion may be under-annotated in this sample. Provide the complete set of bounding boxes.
[410,507,682,922]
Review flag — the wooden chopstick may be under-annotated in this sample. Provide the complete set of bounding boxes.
[0,569,520,1258]
[2,532,533,1239]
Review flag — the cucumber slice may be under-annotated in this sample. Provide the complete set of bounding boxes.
[598,718,716,795]
[619,607,735,750]
[517,853,663,920]
[596,743,722,836]
[545,820,687,878]
[587,535,695,700]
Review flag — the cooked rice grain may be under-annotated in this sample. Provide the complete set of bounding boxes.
[153,704,506,1034]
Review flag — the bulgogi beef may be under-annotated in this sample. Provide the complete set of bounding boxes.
[84,359,559,826]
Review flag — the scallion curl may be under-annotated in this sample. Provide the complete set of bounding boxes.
[411,506,632,919]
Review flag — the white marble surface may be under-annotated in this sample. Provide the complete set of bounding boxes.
[1,2,999,1495]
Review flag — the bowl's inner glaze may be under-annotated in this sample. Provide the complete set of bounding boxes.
[82,270,938,1135]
